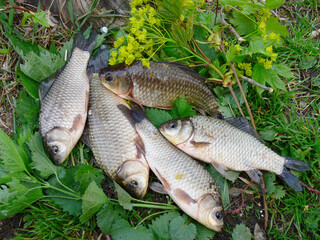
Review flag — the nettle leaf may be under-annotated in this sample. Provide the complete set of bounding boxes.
[169,216,197,240]
[194,222,216,240]
[111,218,153,240]
[272,64,294,78]
[232,224,252,240]
[149,211,180,239]
[97,202,127,235]
[28,132,60,178]
[263,172,276,194]
[171,95,196,119]
[18,70,39,99]
[0,129,28,173]
[207,165,230,207]
[266,0,284,10]
[146,108,172,129]
[80,181,108,223]
[114,181,134,210]
[46,167,82,215]
[74,164,105,194]
[271,185,285,199]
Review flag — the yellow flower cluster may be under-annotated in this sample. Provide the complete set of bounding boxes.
[238,62,252,76]
[109,0,159,67]
[263,32,281,44]
[266,45,278,61]
[257,57,272,69]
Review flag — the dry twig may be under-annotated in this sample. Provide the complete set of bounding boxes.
[241,75,274,93]
[220,6,244,41]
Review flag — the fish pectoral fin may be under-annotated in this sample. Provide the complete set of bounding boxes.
[134,135,146,159]
[154,168,171,191]
[174,188,197,205]
[211,162,240,182]
[246,170,263,183]
[149,182,168,194]
[125,96,146,111]
[190,140,211,148]
[224,117,265,144]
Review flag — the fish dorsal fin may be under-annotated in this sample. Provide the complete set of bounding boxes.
[161,62,207,83]
[149,182,168,194]
[87,45,109,74]
[38,70,62,102]
[190,141,211,148]
[225,117,265,144]
[174,188,197,205]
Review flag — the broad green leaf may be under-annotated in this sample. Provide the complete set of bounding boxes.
[272,64,294,78]
[80,181,108,223]
[18,70,40,99]
[97,202,126,235]
[114,181,134,210]
[207,165,230,207]
[299,56,317,70]
[74,164,105,194]
[220,0,250,6]
[169,216,197,240]
[111,218,153,240]
[229,10,256,35]
[149,211,180,239]
[247,37,267,55]
[266,0,284,10]
[263,172,276,194]
[171,95,196,119]
[194,222,216,240]
[259,128,277,141]
[28,132,59,178]
[232,224,252,240]
[33,11,50,27]
[265,17,289,37]
[146,108,172,129]
[252,63,267,95]
[0,129,28,173]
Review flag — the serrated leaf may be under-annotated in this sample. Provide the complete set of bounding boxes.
[272,64,294,78]
[194,222,216,240]
[97,202,127,235]
[0,129,28,173]
[74,164,105,194]
[265,17,289,37]
[33,11,50,27]
[207,165,230,207]
[18,70,39,99]
[169,216,197,240]
[171,95,196,119]
[28,132,59,178]
[263,172,276,194]
[80,181,108,223]
[46,167,82,215]
[266,0,284,10]
[299,56,317,70]
[271,186,285,199]
[229,10,256,35]
[111,218,153,240]
[232,224,252,240]
[114,181,134,210]
[146,108,173,128]
[149,211,180,239]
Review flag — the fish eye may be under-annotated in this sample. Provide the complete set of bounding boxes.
[169,121,178,129]
[129,180,138,189]
[104,72,113,82]
[216,211,223,220]
[50,145,59,154]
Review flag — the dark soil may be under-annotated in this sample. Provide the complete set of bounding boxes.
[0,214,24,240]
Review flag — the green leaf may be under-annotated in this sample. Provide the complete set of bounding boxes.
[15,90,40,128]
[259,128,277,141]
[265,17,289,37]
[149,211,180,239]
[18,70,40,99]
[114,181,134,210]
[33,11,50,27]
[263,172,276,194]
[169,216,197,240]
[272,64,294,78]
[207,165,230,207]
[220,0,250,6]
[146,108,173,129]
[171,95,196,119]
[232,224,252,240]
[0,129,28,173]
[229,10,256,35]
[304,214,319,229]
[97,202,127,235]
[74,165,105,194]
[28,132,59,178]
[266,0,284,10]
[80,181,108,223]
[247,37,267,55]
[111,218,153,240]
[299,56,317,70]
[271,186,285,199]
[194,222,216,240]
[171,21,188,46]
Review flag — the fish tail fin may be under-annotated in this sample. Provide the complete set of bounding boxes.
[284,157,310,171]
[87,45,109,74]
[278,168,303,191]
[73,32,97,53]
[117,104,146,127]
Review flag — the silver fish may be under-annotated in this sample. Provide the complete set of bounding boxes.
[160,116,310,191]
[119,105,224,232]
[88,74,149,199]
[39,34,96,164]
